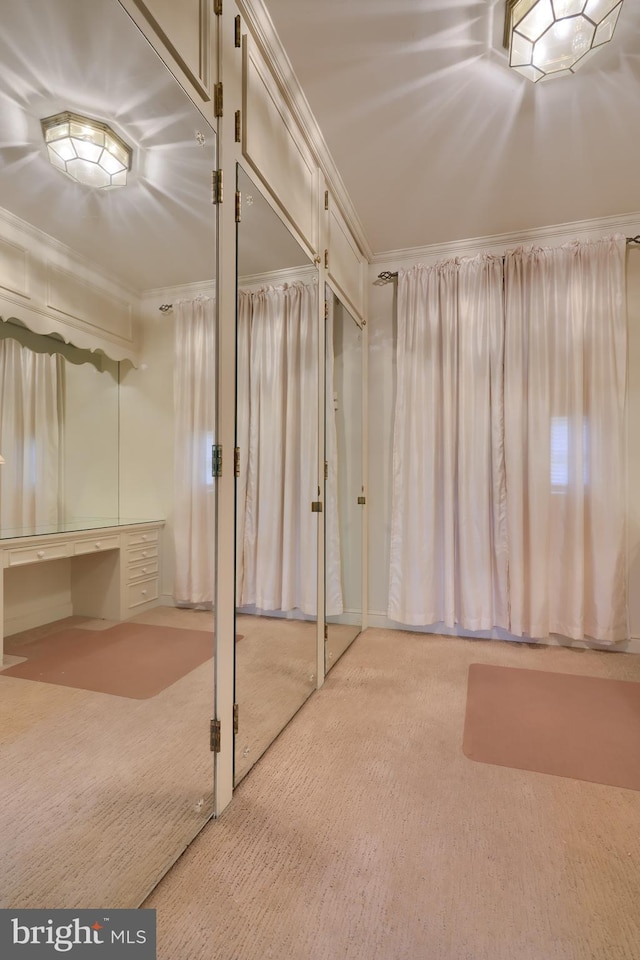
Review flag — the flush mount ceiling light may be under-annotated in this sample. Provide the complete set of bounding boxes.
[504,0,624,82]
[40,111,132,188]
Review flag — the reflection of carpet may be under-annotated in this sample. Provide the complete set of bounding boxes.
[2,623,215,699]
[463,663,640,791]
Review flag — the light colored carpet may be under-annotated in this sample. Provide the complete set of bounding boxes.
[0,607,317,908]
[145,629,640,960]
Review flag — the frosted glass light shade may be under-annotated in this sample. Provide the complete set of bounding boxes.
[506,0,624,82]
[41,112,132,188]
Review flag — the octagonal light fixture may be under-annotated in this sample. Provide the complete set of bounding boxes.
[504,0,624,82]
[41,111,132,188]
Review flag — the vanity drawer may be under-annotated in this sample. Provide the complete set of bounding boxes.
[127,558,159,583]
[127,543,159,564]
[73,535,120,556]
[7,542,71,566]
[127,578,159,609]
[126,529,159,548]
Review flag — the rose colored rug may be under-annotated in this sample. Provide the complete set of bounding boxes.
[2,623,215,699]
[463,663,640,791]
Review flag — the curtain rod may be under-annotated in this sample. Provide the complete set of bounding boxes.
[159,303,172,312]
[377,236,640,282]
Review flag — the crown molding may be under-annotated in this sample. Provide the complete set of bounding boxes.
[372,211,640,271]
[237,0,373,263]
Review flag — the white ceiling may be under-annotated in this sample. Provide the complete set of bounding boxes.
[0,0,218,292]
[263,0,640,256]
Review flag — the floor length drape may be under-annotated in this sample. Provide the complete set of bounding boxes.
[237,281,322,616]
[173,297,216,607]
[387,257,509,630]
[0,339,63,532]
[504,237,627,643]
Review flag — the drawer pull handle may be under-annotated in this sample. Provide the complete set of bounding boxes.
[141,567,147,574]
[142,535,147,541]
[141,590,147,596]
[141,551,147,557]
[95,542,101,549]
[37,550,45,558]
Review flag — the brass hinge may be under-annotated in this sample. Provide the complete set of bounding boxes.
[235,190,242,223]
[211,169,223,204]
[210,718,221,752]
[357,495,366,505]
[234,14,241,47]
[324,460,328,480]
[212,444,223,478]
[311,501,323,513]
[214,82,223,118]
[324,189,329,211]
[214,0,222,16]
[324,300,328,320]
[235,109,241,142]
[324,249,329,270]
[233,702,239,734]
[234,446,240,477]
[324,623,328,640]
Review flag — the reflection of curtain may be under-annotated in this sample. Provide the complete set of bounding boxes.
[504,237,627,643]
[173,297,216,607]
[0,339,63,531]
[325,294,343,616]
[387,256,508,630]
[388,237,627,645]
[237,280,337,616]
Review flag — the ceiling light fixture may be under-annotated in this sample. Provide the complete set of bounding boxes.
[41,111,132,188]
[504,0,624,82]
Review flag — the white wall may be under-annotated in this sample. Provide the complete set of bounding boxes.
[118,282,214,602]
[368,217,640,646]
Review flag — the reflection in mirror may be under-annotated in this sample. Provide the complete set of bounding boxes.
[325,286,363,671]
[235,165,318,783]
[0,0,217,909]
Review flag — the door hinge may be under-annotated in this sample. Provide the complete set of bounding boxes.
[212,444,223,478]
[233,702,239,734]
[235,190,242,223]
[214,82,223,117]
[211,169,223,204]
[311,501,323,513]
[324,460,328,480]
[324,623,328,640]
[324,300,328,320]
[235,109,241,142]
[324,189,329,211]
[324,249,329,270]
[214,0,222,16]
[234,14,242,47]
[210,718,221,752]
[357,495,366,505]
[234,446,240,477]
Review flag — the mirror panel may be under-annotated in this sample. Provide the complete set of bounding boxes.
[0,0,217,908]
[325,286,363,671]
[235,164,318,784]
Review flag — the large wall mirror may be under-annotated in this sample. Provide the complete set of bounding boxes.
[235,164,319,784]
[0,0,217,908]
[325,286,364,670]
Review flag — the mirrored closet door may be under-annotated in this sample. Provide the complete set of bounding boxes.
[324,287,364,671]
[0,0,217,908]
[234,165,319,784]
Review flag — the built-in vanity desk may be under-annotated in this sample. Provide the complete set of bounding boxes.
[0,519,164,663]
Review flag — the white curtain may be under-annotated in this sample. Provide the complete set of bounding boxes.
[0,338,63,532]
[504,236,627,643]
[388,236,627,644]
[387,256,508,630]
[173,296,216,607]
[237,280,329,616]
[325,292,344,616]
